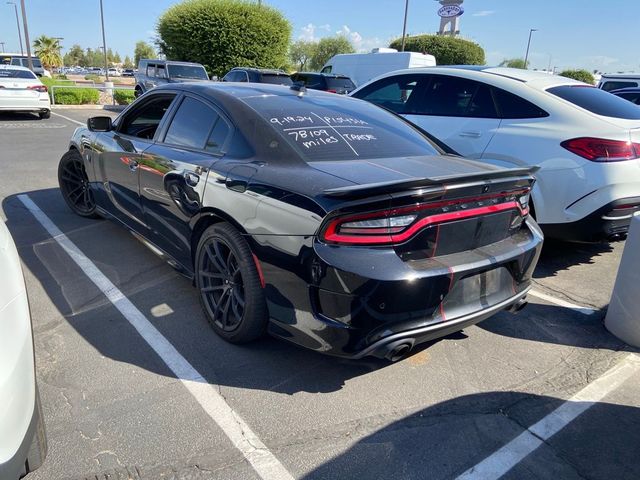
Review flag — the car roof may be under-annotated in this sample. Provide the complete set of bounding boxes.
[141,59,204,67]
[369,66,585,91]
[232,67,288,75]
[599,73,640,80]
[294,72,352,79]
[0,64,32,72]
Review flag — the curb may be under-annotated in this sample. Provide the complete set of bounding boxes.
[51,105,127,111]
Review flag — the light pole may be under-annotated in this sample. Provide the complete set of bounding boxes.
[401,0,409,52]
[19,0,33,71]
[523,28,537,70]
[99,0,109,81]
[6,2,23,56]
[0,41,5,53]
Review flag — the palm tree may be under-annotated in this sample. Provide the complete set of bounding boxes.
[33,35,63,71]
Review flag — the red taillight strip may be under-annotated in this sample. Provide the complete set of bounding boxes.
[324,201,527,245]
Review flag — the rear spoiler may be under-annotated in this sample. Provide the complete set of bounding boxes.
[323,166,539,198]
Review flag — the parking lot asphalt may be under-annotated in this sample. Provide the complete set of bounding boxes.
[1,109,639,480]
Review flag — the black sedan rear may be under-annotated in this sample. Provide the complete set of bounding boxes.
[58,83,542,360]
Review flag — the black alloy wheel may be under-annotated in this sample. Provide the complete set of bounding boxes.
[196,223,267,343]
[58,150,100,218]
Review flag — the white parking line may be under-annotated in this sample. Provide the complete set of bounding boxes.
[18,194,294,480]
[529,289,597,315]
[50,111,86,126]
[457,352,640,479]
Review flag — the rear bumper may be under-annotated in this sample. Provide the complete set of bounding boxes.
[0,95,50,111]
[0,391,41,480]
[262,219,543,359]
[542,197,640,241]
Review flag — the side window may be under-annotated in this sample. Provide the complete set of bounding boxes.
[206,118,230,154]
[238,70,249,82]
[421,75,498,118]
[601,81,638,92]
[11,58,21,66]
[492,87,548,119]
[164,97,218,149]
[321,66,332,74]
[119,95,175,139]
[353,74,428,114]
[619,93,640,105]
[146,64,156,77]
[156,64,167,79]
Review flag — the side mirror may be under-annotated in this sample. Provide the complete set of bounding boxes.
[210,75,219,81]
[87,116,112,132]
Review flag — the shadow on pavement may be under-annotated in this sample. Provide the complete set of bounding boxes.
[303,391,640,480]
[0,111,44,121]
[534,238,615,279]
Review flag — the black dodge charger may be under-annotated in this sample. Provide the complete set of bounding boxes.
[58,83,543,360]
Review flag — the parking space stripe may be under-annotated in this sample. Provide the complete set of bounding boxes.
[529,289,597,315]
[50,111,86,126]
[456,352,640,479]
[18,194,294,480]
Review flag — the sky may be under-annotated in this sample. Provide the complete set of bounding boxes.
[0,0,638,73]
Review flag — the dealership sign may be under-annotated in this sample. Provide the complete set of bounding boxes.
[438,5,464,17]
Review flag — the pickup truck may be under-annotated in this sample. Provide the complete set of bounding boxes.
[134,59,210,97]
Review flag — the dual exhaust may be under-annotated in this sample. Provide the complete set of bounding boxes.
[372,296,529,362]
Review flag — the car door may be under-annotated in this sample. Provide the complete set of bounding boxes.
[93,92,178,230]
[140,94,232,269]
[355,74,501,159]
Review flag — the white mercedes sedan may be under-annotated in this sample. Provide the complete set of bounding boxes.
[0,221,46,478]
[0,64,51,119]
[352,67,640,242]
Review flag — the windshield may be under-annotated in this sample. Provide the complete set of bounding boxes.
[0,68,36,79]
[548,85,640,120]
[244,93,441,162]
[260,74,293,86]
[167,64,208,80]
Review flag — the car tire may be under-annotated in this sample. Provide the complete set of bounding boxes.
[24,389,47,474]
[38,110,50,120]
[58,149,100,218]
[195,223,267,344]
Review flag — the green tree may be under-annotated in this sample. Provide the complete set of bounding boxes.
[499,58,528,69]
[289,40,317,72]
[134,41,156,66]
[123,55,134,68]
[309,36,354,71]
[389,35,485,65]
[32,35,63,71]
[63,44,85,66]
[559,69,595,84]
[157,0,291,78]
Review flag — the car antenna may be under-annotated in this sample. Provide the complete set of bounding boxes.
[291,82,306,97]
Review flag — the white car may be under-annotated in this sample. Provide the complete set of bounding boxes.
[0,65,51,119]
[352,67,640,241]
[0,222,47,479]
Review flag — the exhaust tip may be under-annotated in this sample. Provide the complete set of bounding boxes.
[385,342,413,362]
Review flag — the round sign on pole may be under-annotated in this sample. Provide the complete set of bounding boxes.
[438,5,464,17]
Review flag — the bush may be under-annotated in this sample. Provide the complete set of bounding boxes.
[559,69,595,85]
[157,0,291,78]
[52,87,100,105]
[389,35,485,65]
[84,74,102,82]
[114,89,136,105]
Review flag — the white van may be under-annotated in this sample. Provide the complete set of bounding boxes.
[321,48,436,87]
[597,74,640,92]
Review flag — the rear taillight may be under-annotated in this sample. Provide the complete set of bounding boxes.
[321,190,530,246]
[326,89,338,94]
[561,137,640,162]
[27,85,48,93]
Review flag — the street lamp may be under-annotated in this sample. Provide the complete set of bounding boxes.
[99,0,109,81]
[6,2,23,56]
[0,41,5,53]
[523,28,538,70]
[401,0,409,52]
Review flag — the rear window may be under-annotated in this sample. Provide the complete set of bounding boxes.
[548,85,640,119]
[601,81,638,92]
[244,94,441,162]
[260,74,293,86]
[0,68,36,79]
[326,77,355,91]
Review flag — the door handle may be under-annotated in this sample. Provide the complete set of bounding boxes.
[129,160,139,171]
[459,131,482,138]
